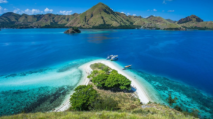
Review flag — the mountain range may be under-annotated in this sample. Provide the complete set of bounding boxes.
[0,2,212,30]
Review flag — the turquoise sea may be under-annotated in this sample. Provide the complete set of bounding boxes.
[0,29,213,118]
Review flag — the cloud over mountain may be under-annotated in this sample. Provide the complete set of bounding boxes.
[59,10,72,15]
[44,8,53,13]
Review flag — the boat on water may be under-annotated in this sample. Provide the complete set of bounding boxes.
[107,55,113,60]
[111,55,118,61]
[123,65,132,70]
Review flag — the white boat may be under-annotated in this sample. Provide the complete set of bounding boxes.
[111,55,118,61]
[107,55,113,60]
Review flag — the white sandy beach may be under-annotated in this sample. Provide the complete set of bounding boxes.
[54,59,150,112]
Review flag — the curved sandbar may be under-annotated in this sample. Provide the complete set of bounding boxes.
[54,59,150,112]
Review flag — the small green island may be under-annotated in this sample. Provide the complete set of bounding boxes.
[0,63,200,119]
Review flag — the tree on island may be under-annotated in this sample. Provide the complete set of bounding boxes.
[70,85,98,110]
[92,74,108,88]
[167,93,178,106]
[105,70,131,90]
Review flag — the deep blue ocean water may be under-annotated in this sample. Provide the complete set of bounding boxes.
[0,29,213,117]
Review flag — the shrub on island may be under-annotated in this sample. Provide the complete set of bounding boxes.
[92,74,108,88]
[88,66,131,91]
[70,85,98,110]
[70,84,119,111]
[105,70,131,90]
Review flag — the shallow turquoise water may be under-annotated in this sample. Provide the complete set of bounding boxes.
[0,29,213,118]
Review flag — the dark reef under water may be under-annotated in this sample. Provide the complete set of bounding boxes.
[135,70,213,118]
[0,85,76,116]
[0,59,90,116]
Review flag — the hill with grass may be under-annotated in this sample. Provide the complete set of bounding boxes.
[178,15,203,24]
[0,3,212,30]
[142,15,182,30]
[177,15,213,30]
[0,12,77,28]
[66,3,132,28]
[66,3,182,30]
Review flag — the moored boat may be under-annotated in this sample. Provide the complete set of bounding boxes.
[107,55,113,60]
[111,55,118,61]
[123,65,132,70]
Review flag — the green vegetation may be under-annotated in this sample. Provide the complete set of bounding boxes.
[0,12,77,28]
[178,15,203,24]
[91,24,139,29]
[0,63,199,119]
[88,63,131,90]
[0,110,198,119]
[70,85,98,111]
[92,74,108,88]
[177,15,213,30]
[41,23,68,28]
[1,4,212,30]
[105,70,131,90]
[167,93,178,106]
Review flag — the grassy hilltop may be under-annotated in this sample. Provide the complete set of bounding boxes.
[177,15,213,30]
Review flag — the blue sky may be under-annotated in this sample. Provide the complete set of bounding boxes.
[0,0,213,21]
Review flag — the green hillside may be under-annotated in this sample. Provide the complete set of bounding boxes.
[177,15,213,30]
[0,12,77,28]
[143,16,182,30]
[66,2,131,28]
[0,108,197,119]
[66,3,181,29]
[0,3,212,30]
[178,15,203,24]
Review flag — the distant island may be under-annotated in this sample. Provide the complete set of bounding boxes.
[64,27,81,34]
[0,2,213,30]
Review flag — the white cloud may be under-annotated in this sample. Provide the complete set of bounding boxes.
[44,8,53,13]
[168,10,174,12]
[24,9,41,14]
[13,8,20,13]
[121,12,125,14]
[32,9,40,14]
[153,9,157,12]
[0,0,8,3]
[59,10,72,15]
[127,13,130,15]
[133,14,136,16]
[0,6,7,14]
[12,8,42,14]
